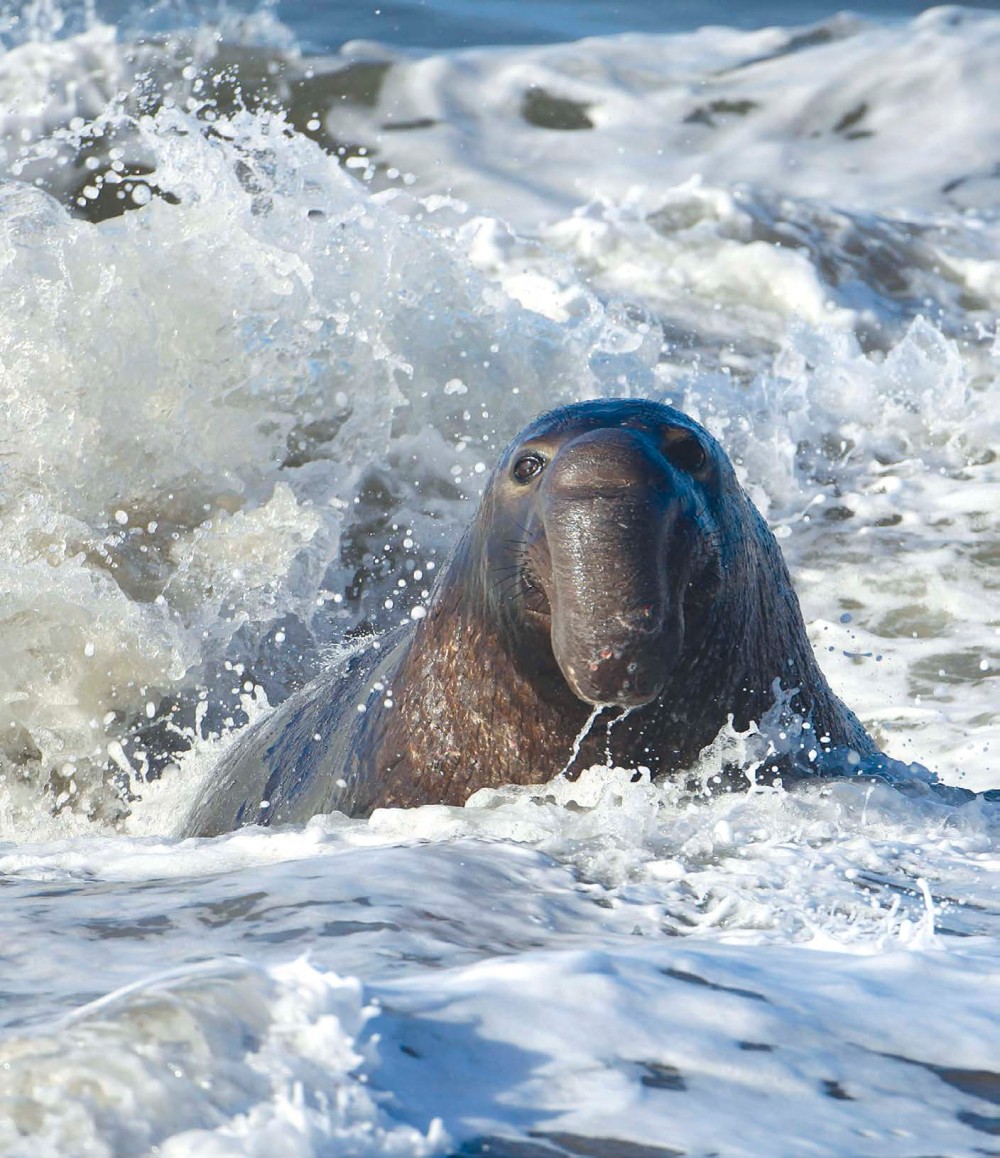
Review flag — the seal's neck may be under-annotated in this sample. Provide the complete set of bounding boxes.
[369,551,596,809]
[671,508,874,761]
[367,507,874,810]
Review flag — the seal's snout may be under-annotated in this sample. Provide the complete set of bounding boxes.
[543,427,670,498]
[577,637,665,708]
[538,425,684,709]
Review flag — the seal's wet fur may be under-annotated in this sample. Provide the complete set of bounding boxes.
[184,399,875,836]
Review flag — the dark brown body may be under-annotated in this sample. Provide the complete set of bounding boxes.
[184,399,879,836]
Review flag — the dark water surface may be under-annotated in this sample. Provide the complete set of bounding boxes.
[36,0,1000,51]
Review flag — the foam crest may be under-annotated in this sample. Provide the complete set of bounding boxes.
[0,956,445,1156]
[0,91,648,831]
[0,10,997,1155]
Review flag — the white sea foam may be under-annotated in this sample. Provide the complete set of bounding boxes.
[1,775,998,1153]
[0,5,997,1155]
[0,96,646,831]
[332,8,1000,225]
[0,954,446,1156]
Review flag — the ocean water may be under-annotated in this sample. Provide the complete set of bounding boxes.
[0,1,999,1154]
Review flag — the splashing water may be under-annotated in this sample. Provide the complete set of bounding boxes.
[0,4,997,1154]
[559,703,608,778]
[605,704,640,768]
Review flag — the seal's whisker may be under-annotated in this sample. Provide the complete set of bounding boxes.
[490,568,536,609]
[491,578,523,604]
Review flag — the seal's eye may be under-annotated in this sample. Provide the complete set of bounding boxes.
[512,453,545,483]
[664,434,707,474]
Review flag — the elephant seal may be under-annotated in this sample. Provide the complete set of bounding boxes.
[184,398,888,837]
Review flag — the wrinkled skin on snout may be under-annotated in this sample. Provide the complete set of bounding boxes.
[485,406,719,708]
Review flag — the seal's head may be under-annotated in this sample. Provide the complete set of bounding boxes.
[183,398,883,832]
[476,399,737,709]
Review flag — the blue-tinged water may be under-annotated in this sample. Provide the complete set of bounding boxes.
[16,0,996,50]
[289,0,1000,47]
[0,1,998,1153]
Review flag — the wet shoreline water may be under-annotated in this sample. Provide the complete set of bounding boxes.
[0,2,997,1152]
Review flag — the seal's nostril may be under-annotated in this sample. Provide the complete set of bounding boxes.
[567,639,668,709]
